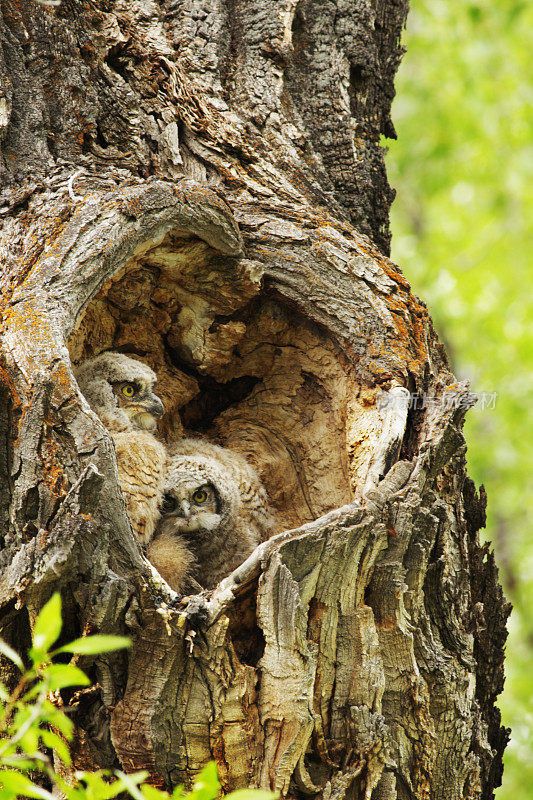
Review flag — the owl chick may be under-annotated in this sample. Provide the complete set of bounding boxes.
[75,352,169,546]
[148,439,275,590]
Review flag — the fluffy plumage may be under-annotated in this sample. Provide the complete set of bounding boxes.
[150,439,275,590]
[75,352,169,546]
[145,531,196,593]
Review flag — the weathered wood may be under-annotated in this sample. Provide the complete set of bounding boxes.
[0,0,508,798]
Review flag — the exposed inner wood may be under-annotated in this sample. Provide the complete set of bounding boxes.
[68,233,386,532]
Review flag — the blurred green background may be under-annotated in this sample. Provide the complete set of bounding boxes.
[386,0,533,795]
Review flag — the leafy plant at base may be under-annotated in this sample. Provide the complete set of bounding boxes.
[0,593,277,800]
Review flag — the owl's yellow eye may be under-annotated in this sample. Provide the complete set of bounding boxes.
[192,488,208,504]
[121,384,136,398]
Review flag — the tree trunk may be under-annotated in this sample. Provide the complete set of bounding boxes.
[0,1,509,799]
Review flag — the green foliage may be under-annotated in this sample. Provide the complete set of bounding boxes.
[0,594,277,800]
[0,593,134,800]
[387,1,533,797]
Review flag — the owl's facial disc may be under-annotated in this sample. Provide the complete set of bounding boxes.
[113,380,164,430]
[160,483,220,534]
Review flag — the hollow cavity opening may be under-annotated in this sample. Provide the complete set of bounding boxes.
[68,232,383,531]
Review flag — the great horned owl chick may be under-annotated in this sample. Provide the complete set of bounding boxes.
[75,352,169,546]
[148,439,275,590]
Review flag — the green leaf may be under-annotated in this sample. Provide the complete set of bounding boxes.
[188,762,221,800]
[43,705,74,739]
[31,594,62,658]
[19,726,39,755]
[43,664,90,691]
[0,770,56,799]
[69,769,151,800]
[40,728,72,766]
[141,786,173,800]
[0,737,15,755]
[55,636,132,656]
[12,704,32,728]
[0,756,38,770]
[22,683,46,702]
[51,772,85,800]
[227,792,279,800]
[0,638,24,671]
[113,770,149,800]
[71,769,123,800]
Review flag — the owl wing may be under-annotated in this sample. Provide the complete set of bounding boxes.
[227,455,276,544]
[112,430,166,546]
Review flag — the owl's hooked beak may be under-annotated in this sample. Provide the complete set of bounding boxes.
[147,395,164,419]
[179,500,191,520]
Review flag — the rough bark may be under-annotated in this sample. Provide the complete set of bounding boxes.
[0,1,509,799]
